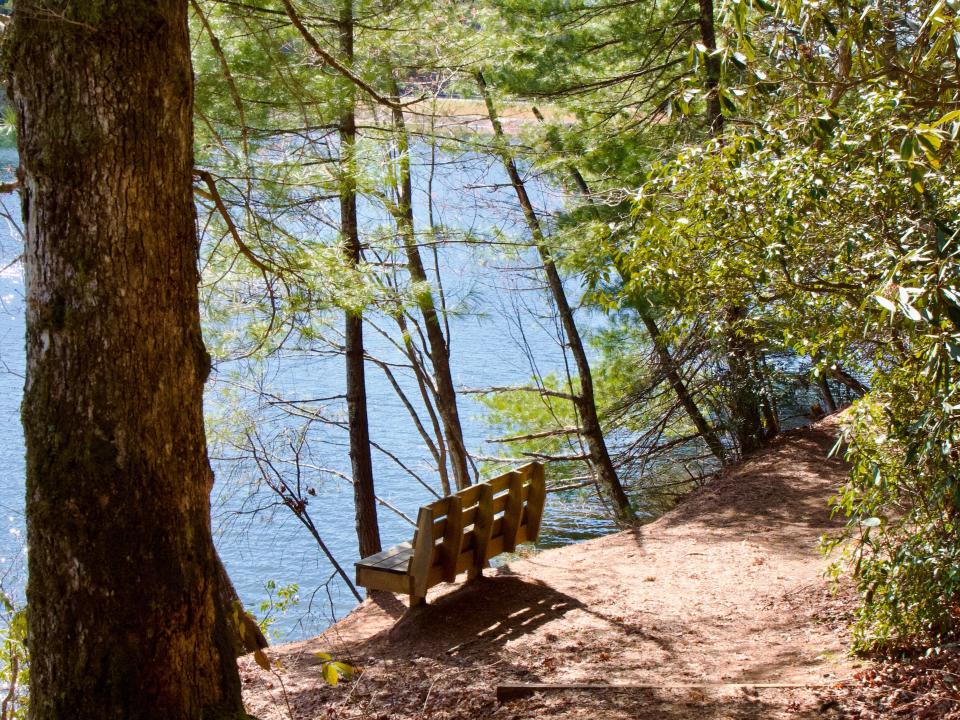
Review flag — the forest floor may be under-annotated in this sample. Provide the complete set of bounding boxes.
[239,415,952,719]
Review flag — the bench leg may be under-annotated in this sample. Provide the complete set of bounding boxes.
[409,594,427,607]
[467,565,486,581]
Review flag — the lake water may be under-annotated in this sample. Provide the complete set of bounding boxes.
[0,146,618,641]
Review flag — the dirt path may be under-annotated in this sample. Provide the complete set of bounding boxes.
[241,416,858,719]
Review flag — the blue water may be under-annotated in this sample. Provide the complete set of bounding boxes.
[0,146,615,641]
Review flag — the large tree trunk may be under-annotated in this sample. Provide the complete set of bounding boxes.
[339,0,382,560]
[7,0,248,717]
[478,73,635,523]
[388,75,473,491]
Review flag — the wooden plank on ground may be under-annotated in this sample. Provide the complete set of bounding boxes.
[496,682,843,703]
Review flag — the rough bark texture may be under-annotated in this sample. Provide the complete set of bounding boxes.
[6,0,248,717]
[339,0,382,561]
[216,554,269,657]
[389,76,472,492]
[478,73,635,523]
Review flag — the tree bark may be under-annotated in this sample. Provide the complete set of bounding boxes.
[817,374,838,413]
[478,73,635,523]
[812,354,838,413]
[339,0,382,560]
[7,0,248,716]
[698,0,724,133]
[388,74,472,491]
[724,307,766,456]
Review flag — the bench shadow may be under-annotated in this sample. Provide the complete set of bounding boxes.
[383,575,584,656]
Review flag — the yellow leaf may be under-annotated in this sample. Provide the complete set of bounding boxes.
[323,663,339,686]
[253,649,271,671]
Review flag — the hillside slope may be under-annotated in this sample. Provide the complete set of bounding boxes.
[241,416,857,719]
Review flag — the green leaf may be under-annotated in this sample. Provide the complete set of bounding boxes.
[911,166,926,192]
[900,134,915,162]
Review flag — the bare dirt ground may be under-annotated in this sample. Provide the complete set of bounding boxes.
[241,416,862,719]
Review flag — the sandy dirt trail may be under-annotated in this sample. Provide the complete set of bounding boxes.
[241,416,858,719]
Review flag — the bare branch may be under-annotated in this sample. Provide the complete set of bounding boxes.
[489,426,583,443]
[461,385,580,402]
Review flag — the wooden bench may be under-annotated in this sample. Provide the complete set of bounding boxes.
[355,462,546,605]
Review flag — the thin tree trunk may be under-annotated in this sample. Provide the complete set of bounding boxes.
[388,74,472,491]
[339,0,381,559]
[530,106,728,465]
[390,310,452,495]
[813,354,838,413]
[478,72,635,523]
[7,0,247,715]
[725,307,766,455]
[698,0,724,133]
[831,365,869,397]
[697,1,770,452]
[817,375,838,413]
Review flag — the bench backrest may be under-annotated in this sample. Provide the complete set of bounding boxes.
[408,462,546,597]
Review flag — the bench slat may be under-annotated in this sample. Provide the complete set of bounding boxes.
[356,541,414,569]
[441,494,464,582]
[502,471,525,552]
[525,463,547,542]
[356,565,414,594]
[410,507,434,602]
[469,483,494,580]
